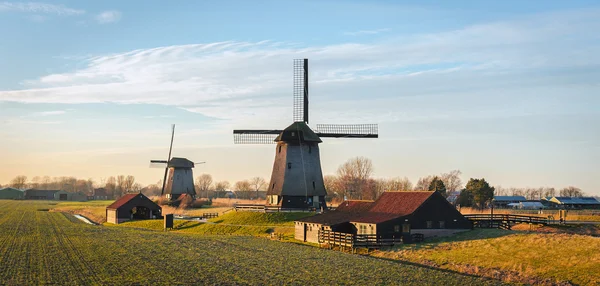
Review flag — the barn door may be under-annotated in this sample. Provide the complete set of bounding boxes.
[303,224,307,242]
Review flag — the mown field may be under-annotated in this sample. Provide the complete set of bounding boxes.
[0,200,502,285]
[372,228,600,285]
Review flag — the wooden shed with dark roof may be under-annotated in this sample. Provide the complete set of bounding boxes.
[295,191,471,243]
[106,193,162,224]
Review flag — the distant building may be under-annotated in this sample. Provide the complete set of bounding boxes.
[24,189,60,200]
[507,201,545,210]
[545,197,600,209]
[0,187,24,200]
[295,191,471,243]
[88,188,109,200]
[492,196,527,208]
[106,193,162,224]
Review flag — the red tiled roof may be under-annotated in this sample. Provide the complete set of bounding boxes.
[106,194,139,209]
[351,192,434,223]
[296,200,374,225]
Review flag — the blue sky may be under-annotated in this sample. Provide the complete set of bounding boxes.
[0,0,599,194]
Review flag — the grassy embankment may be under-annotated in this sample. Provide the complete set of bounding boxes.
[116,211,313,239]
[1,200,499,285]
[372,227,600,285]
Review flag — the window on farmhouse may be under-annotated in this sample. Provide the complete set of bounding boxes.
[394,225,400,232]
[426,221,433,229]
[439,221,445,228]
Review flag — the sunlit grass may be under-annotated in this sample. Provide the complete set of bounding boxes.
[374,229,600,285]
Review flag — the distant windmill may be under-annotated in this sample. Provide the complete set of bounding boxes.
[151,124,205,200]
[233,59,378,209]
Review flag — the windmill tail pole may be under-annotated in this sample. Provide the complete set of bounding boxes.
[161,124,175,196]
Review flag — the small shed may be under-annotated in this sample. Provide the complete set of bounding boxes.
[106,193,162,224]
[0,187,24,199]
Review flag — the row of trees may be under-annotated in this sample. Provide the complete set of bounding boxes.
[494,186,584,200]
[3,175,141,199]
[3,157,589,204]
[324,157,463,201]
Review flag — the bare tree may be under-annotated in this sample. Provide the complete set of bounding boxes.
[195,174,213,199]
[249,177,266,200]
[559,186,584,197]
[105,176,117,198]
[414,175,434,191]
[386,177,413,192]
[123,175,136,193]
[234,180,252,199]
[543,187,556,198]
[214,181,230,198]
[10,176,28,190]
[323,175,342,202]
[131,183,143,193]
[440,170,463,193]
[336,157,374,200]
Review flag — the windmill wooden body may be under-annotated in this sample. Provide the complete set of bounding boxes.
[151,125,205,200]
[233,59,378,209]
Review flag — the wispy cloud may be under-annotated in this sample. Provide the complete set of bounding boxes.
[0,2,84,15]
[343,28,391,36]
[30,110,66,117]
[96,10,121,24]
[1,9,599,129]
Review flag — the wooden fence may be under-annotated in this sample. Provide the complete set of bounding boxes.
[464,214,551,229]
[318,230,404,250]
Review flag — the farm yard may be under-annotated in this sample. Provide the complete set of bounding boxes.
[0,200,502,285]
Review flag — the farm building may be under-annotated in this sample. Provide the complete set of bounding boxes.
[24,189,59,200]
[507,201,545,210]
[545,197,600,209]
[492,196,527,208]
[0,187,24,199]
[295,191,472,243]
[88,188,109,200]
[106,193,162,224]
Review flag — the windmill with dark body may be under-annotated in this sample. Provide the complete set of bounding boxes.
[151,124,205,200]
[233,59,378,210]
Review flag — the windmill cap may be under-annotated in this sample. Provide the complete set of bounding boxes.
[275,122,322,143]
[168,157,195,168]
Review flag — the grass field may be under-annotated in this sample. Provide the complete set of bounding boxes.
[0,200,502,285]
[372,228,600,285]
[116,211,314,239]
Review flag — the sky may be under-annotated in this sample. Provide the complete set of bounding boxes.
[0,0,599,194]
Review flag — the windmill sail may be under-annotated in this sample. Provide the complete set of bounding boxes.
[315,124,378,138]
[293,58,308,123]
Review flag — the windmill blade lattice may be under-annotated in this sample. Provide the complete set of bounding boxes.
[233,130,282,144]
[293,59,308,123]
[315,124,378,138]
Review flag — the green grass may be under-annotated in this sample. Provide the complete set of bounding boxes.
[0,200,501,285]
[116,211,314,238]
[374,229,600,285]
